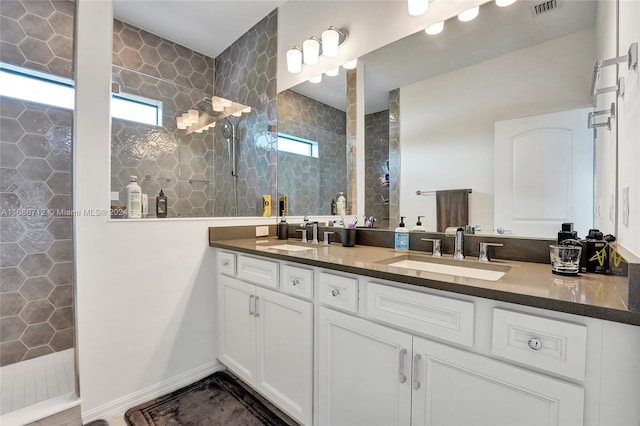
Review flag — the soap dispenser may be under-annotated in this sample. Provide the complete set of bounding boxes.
[278,214,289,240]
[412,216,426,232]
[395,216,410,253]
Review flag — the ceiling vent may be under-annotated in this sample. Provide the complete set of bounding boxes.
[531,0,562,16]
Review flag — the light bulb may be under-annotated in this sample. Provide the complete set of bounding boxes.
[458,6,479,22]
[425,21,444,35]
[342,58,358,69]
[286,47,302,73]
[188,109,199,124]
[181,112,190,125]
[309,75,322,84]
[176,116,187,130]
[303,38,320,65]
[408,0,429,16]
[325,67,339,77]
[495,0,517,6]
[321,28,340,57]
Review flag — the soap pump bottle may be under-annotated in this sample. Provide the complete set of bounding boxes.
[278,214,289,240]
[126,176,142,219]
[395,216,410,253]
[156,189,167,218]
[558,222,577,244]
[412,216,426,232]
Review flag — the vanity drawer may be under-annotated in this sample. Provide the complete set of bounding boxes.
[492,308,587,381]
[218,251,236,276]
[237,255,279,289]
[319,272,358,313]
[281,264,313,299]
[366,282,474,347]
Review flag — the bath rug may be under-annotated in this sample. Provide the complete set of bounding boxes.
[124,371,296,426]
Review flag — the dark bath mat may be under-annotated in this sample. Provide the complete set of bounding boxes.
[124,371,296,426]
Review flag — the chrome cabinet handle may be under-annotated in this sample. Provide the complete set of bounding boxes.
[254,296,260,317]
[528,337,542,350]
[249,295,254,316]
[291,278,300,287]
[329,288,341,297]
[399,349,408,384]
[412,354,421,390]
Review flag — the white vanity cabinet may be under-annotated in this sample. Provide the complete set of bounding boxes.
[217,254,313,425]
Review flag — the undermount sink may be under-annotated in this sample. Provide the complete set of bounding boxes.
[262,244,316,252]
[377,254,510,281]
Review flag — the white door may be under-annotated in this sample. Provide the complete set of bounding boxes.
[494,108,593,237]
[256,287,313,425]
[318,307,413,426]
[411,337,584,426]
[218,275,256,385]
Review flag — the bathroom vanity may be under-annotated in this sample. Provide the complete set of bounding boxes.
[210,234,640,426]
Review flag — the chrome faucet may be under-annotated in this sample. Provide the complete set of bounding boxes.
[453,227,465,260]
[478,242,504,262]
[421,238,442,257]
[308,221,319,244]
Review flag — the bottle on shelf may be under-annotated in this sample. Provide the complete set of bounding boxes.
[126,176,142,219]
[156,189,168,218]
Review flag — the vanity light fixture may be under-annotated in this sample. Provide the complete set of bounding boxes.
[325,67,339,77]
[425,21,444,35]
[495,0,517,6]
[309,74,322,83]
[303,37,321,65]
[408,0,429,16]
[458,6,479,22]
[342,58,358,69]
[321,26,347,57]
[286,47,303,73]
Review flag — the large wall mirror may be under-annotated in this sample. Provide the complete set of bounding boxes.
[278,0,616,239]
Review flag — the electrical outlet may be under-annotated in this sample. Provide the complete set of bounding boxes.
[256,226,269,237]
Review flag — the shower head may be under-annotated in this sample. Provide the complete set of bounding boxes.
[221,118,235,139]
[195,97,215,115]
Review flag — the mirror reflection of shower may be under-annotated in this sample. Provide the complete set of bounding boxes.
[221,116,239,216]
[176,95,252,217]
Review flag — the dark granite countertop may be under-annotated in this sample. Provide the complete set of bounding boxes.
[210,238,640,326]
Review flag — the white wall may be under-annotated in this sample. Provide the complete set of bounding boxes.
[277,0,489,91]
[74,1,279,421]
[617,0,640,255]
[400,29,595,233]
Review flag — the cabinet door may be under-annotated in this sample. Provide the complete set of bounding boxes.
[319,307,413,426]
[411,337,584,426]
[256,287,313,425]
[218,275,256,385]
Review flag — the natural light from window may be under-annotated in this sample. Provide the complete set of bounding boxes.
[0,63,162,127]
[277,134,319,158]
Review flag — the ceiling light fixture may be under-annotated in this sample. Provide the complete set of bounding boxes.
[425,21,444,35]
[342,58,358,69]
[458,6,479,22]
[408,0,429,16]
[286,47,303,73]
[325,67,339,77]
[303,37,321,65]
[495,0,517,6]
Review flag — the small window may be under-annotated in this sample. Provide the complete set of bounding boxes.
[0,63,162,126]
[277,133,319,158]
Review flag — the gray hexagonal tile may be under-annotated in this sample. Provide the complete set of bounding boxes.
[48,306,73,330]
[48,11,73,38]
[48,284,73,311]
[0,218,25,243]
[1,117,24,143]
[18,252,53,276]
[18,13,54,41]
[0,291,26,316]
[1,266,26,292]
[47,262,72,285]
[17,229,53,254]
[17,133,51,158]
[18,37,54,66]
[19,276,54,301]
[49,328,72,351]
[21,322,55,347]
[120,26,144,50]
[18,207,53,230]
[45,125,71,150]
[23,345,53,361]
[1,315,28,343]
[0,40,27,66]
[18,181,53,206]
[46,148,71,171]
[22,1,55,18]
[47,240,72,262]
[21,299,55,324]
[1,242,25,268]
[1,15,27,44]
[48,217,71,240]
[0,340,27,366]
[46,171,70,194]
[18,157,52,181]
[47,194,71,213]
[48,33,72,59]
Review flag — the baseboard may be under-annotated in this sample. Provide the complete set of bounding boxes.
[81,360,224,423]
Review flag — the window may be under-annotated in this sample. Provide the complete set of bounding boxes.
[277,133,319,158]
[0,63,162,126]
